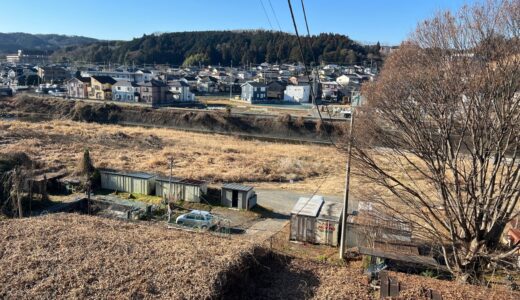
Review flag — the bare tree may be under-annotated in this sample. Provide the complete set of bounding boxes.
[354,0,520,282]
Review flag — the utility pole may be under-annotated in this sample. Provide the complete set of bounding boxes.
[339,109,355,260]
[229,61,233,100]
[168,156,174,203]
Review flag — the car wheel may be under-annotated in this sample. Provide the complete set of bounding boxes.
[201,225,208,230]
[177,221,183,225]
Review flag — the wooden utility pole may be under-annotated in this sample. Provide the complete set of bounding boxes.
[339,110,354,259]
[168,156,174,203]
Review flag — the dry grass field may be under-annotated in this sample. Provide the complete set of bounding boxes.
[0,119,350,195]
[1,213,517,299]
[0,213,256,299]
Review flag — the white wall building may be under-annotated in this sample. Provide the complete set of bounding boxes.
[284,84,310,103]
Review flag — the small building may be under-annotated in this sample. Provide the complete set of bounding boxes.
[290,195,324,244]
[99,169,155,195]
[66,76,91,99]
[112,80,140,102]
[315,201,343,246]
[266,80,286,100]
[155,177,208,203]
[221,183,257,210]
[240,81,267,103]
[284,84,311,103]
[88,76,117,100]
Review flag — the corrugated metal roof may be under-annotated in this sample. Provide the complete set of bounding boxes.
[291,195,324,217]
[155,176,206,186]
[222,183,254,192]
[318,201,343,222]
[356,246,447,271]
[99,169,154,179]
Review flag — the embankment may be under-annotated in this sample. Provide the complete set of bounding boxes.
[0,96,347,144]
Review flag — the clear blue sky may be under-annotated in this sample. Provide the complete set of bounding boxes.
[1,0,476,45]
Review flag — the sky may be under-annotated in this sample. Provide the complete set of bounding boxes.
[1,0,477,45]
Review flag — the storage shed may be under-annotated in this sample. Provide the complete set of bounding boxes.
[316,201,343,246]
[290,195,324,244]
[100,170,155,195]
[155,177,208,203]
[221,183,256,210]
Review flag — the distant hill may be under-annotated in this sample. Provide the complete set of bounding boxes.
[51,30,382,66]
[0,32,98,54]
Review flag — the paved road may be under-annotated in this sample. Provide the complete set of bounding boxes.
[256,189,358,215]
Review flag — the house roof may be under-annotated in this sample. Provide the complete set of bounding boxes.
[222,183,254,192]
[241,81,267,88]
[317,201,343,222]
[168,80,189,87]
[140,79,168,87]
[114,80,139,87]
[155,176,206,186]
[92,76,117,85]
[291,195,324,217]
[99,169,154,179]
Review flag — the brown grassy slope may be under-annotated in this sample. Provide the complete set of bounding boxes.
[0,213,255,299]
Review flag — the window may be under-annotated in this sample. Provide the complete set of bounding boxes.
[261,87,266,92]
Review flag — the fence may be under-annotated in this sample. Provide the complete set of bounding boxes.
[379,271,443,299]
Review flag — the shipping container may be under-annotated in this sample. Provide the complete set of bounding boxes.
[315,201,343,246]
[155,177,208,203]
[100,170,155,195]
[290,195,324,243]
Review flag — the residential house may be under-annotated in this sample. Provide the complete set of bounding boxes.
[180,76,198,92]
[168,80,195,102]
[135,70,153,82]
[321,81,341,101]
[196,76,218,93]
[240,81,267,103]
[266,81,286,100]
[88,76,117,100]
[66,76,91,98]
[112,80,140,102]
[81,70,137,82]
[139,80,171,106]
[284,84,311,103]
[36,66,69,83]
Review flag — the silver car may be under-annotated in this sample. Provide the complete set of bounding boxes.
[176,210,215,230]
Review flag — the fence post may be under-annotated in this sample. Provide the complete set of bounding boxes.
[380,271,389,298]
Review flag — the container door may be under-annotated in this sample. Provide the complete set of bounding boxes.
[306,218,314,243]
[232,190,239,208]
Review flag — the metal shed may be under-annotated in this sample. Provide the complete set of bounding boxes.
[316,201,343,246]
[345,211,412,248]
[221,183,256,210]
[155,177,208,203]
[100,170,155,195]
[290,195,324,243]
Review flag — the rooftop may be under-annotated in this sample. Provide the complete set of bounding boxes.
[291,195,324,217]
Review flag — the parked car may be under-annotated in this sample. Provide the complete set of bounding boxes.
[176,210,216,229]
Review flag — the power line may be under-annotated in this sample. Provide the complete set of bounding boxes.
[259,0,274,31]
[268,0,283,32]
[287,0,339,150]
[299,0,336,136]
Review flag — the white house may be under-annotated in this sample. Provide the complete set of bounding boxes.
[169,80,195,102]
[284,84,310,103]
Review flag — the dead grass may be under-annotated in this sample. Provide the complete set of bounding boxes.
[0,119,347,194]
[0,213,255,299]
